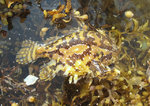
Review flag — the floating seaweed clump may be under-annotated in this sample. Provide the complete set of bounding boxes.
[0,0,30,27]
[43,0,71,21]
[42,0,88,29]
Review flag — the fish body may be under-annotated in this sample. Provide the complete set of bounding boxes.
[16,29,118,83]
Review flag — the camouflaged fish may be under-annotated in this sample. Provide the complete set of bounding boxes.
[16,29,118,83]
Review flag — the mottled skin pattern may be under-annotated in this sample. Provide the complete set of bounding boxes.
[16,29,118,83]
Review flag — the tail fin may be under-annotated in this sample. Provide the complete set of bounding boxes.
[16,40,39,64]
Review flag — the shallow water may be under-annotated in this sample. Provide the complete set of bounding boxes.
[0,0,150,105]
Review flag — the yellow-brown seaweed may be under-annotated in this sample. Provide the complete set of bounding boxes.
[65,0,72,13]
